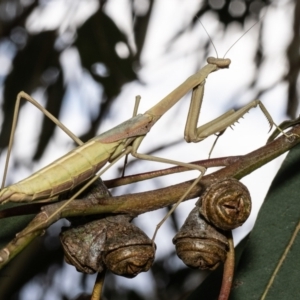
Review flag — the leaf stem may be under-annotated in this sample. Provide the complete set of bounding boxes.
[91,271,106,300]
[218,231,235,300]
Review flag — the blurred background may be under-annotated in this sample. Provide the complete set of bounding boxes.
[0,0,299,299]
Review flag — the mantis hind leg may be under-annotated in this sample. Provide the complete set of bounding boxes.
[130,136,206,242]
[151,173,204,242]
[1,91,83,190]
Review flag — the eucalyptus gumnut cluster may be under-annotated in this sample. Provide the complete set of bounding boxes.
[60,214,155,278]
[173,178,251,270]
[60,178,251,274]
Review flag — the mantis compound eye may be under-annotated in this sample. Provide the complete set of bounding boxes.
[60,215,155,278]
[199,178,251,231]
[173,207,228,270]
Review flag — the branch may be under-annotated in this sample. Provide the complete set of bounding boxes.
[104,156,241,188]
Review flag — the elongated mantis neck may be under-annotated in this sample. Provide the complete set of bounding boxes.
[145,57,231,119]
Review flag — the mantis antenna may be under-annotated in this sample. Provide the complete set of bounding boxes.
[223,14,266,58]
[196,8,267,59]
[196,16,219,58]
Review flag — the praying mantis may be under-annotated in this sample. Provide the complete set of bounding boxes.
[0,22,284,240]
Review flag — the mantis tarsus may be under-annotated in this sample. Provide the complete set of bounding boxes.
[0,35,286,241]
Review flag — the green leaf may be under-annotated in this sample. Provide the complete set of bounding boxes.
[75,7,137,99]
[231,143,300,299]
[0,203,36,248]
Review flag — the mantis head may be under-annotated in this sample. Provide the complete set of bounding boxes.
[207,57,231,68]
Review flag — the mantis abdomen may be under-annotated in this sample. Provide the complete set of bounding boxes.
[0,138,120,203]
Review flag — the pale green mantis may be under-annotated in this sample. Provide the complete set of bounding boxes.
[0,21,286,240]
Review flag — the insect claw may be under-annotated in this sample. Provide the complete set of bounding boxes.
[284,132,300,142]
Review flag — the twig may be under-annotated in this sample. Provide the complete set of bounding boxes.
[105,156,241,188]
[219,231,235,300]
[91,271,106,300]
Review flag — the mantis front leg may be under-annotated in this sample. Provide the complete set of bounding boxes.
[184,73,280,143]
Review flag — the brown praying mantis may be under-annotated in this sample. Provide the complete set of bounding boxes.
[0,21,287,241]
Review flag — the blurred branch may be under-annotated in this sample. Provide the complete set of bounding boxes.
[285,0,300,118]
[131,0,155,64]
